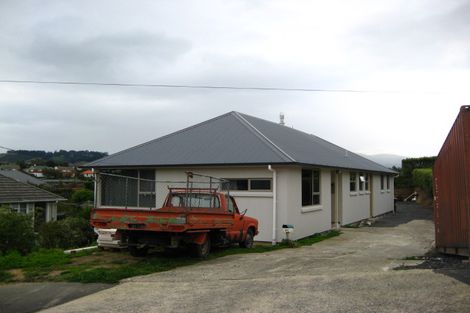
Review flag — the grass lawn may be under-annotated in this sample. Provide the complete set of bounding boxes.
[0,230,340,284]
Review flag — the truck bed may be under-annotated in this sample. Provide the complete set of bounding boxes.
[91,207,235,233]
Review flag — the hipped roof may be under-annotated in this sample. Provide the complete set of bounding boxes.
[0,174,65,204]
[87,111,395,174]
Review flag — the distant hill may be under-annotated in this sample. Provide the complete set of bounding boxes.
[0,150,108,165]
[359,153,406,169]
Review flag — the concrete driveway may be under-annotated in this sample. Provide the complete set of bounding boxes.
[42,203,470,313]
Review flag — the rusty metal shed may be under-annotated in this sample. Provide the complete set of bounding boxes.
[434,105,470,256]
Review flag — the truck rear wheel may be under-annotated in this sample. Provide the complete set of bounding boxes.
[129,246,148,257]
[191,236,211,258]
[239,230,254,248]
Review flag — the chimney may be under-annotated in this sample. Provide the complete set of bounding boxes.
[279,112,285,126]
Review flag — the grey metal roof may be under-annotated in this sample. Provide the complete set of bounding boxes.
[0,174,65,204]
[0,170,45,186]
[87,111,395,173]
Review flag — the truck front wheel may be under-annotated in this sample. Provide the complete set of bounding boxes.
[239,230,254,248]
[191,237,211,258]
[129,246,148,257]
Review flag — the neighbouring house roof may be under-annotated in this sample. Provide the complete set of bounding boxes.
[0,170,45,186]
[87,111,395,173]
[0,174,65,204]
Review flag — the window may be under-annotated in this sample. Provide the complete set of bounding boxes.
[100,169,156,208]
[170,193,220,209]
[365,174,370,191]
[380,174,385,190]
[386,175,390,190]
[223,179,271,191]
[226,196,237,213]
[250,179,271,190]
[302,169,321,206]
[358,172,365,191]
[350,172,357,192]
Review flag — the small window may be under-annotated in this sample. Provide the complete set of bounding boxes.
[386,175,390,190]
[380,174,385,190]
[250,179,271,191]
[350,172,357,192]
[223,179,271,191]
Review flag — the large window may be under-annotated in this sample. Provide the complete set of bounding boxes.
[302,169,320,206]
[100,169,156,208]
[350,172,357,192]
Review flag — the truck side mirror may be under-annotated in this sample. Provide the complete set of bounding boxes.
[240,209,247,218]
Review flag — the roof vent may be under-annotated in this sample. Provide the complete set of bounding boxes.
[279,113,285,126]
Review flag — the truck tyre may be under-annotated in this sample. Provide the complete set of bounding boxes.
[129,246,148,257]
[239,230,254,248]
[192,237,211,258]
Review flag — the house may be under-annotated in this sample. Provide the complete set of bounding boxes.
[87,111,395,242]
[25,165,50,178]
[81,169,94,178]
[0,173,65,225]
[0,169,45,186]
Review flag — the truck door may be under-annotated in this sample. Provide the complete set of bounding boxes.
[226,196,245,242]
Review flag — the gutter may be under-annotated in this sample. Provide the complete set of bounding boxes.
[268,165,277,245]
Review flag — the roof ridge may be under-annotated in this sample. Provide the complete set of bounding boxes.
[232,112,296,162]
[87,112,236,166]
[236,112,394,173]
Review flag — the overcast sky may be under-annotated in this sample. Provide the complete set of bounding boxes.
[1,0,469,157]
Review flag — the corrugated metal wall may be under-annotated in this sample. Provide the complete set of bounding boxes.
[434,105,470,256]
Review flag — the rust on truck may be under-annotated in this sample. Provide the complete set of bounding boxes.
[91,175,259,258]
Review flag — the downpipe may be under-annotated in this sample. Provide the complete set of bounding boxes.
[268,165,277,245]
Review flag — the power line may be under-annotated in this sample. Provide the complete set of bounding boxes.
[0,79,435,94]
[0,145,14,151]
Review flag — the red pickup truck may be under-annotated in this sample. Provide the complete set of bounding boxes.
[91,188,259,257]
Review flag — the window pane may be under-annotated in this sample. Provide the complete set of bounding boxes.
[350,172,357,192]
[381,175,384,190]
[139,170,155,192]
[225,179,249,191]
[101,170,138,207]
[139,194,156,208]
[312,194,320,205]
[313,170,320,193]
[250,179,271,190]
[302,170,313,206]
[365,174,370,191]
[386,176,390,189]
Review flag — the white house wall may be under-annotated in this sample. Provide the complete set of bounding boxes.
[340,172,371,225]
[154,166,274,242]
[372,175,395,216]
[276,167,332,241]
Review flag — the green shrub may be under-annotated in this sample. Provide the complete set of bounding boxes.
[71,189,94,204]
[39,217,96,249]
[0,208,36,255]
[412,168,433,196]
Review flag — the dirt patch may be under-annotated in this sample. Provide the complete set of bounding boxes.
[8,269,25,281]
[394,252,470,271]
[70,251,137,266]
